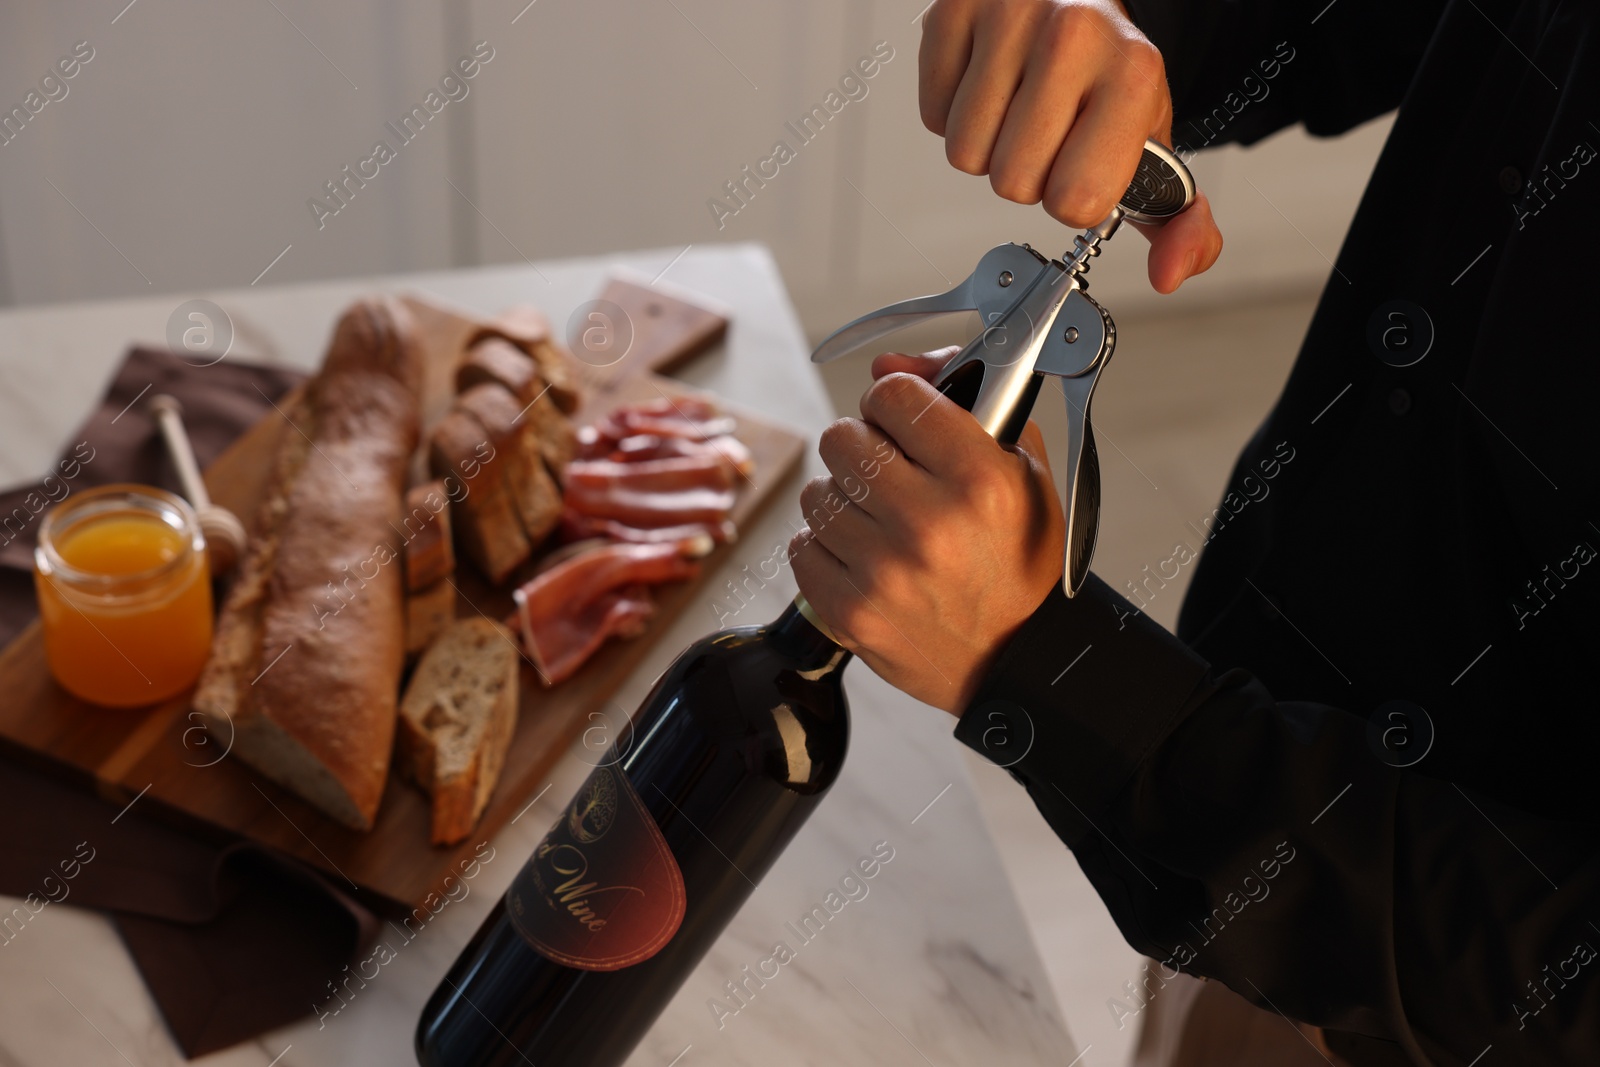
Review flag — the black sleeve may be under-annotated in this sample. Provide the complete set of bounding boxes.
[1117,0,1449,148]
[955,576,1600,1066]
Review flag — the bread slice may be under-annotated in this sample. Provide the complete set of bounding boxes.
[475,306,582,413]
[429,408,531,584]
[194,296,422,831]
[453,383,562,549]
[405,579,456,657]
[458,339,578,479]
[398,618,520,846]
[525,385,577,480]
[457,337,541,404]
[401,481,454,591]
[527,337,581,414]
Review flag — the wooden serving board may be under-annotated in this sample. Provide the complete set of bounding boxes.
[0,286,805,916]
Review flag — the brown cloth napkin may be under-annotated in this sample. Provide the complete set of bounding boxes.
[0,346,298,640]
[0,347,383,1058]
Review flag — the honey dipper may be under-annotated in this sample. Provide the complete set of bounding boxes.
[148,394,248,575]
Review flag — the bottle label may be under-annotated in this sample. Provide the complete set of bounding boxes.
[504,764,687,972]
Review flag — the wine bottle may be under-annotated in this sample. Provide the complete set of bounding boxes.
[415,598,850,1066]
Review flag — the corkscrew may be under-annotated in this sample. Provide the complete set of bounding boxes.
[811,139,1195,597]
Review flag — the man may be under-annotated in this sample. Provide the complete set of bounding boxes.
[791,1,1600,1064]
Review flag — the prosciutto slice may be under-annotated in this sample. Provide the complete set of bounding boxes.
[575,423,616,460]
[562,482,736,528]
[511,541,702,685]
[609,432,754,475]
[565,455,734,495]
[615,411,737,440]
[559,508,736,546]
[576,396,741,458]
[513,584,655,686]
[559,395,742,573]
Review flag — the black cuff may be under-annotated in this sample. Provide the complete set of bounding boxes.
[953,572,1212,832]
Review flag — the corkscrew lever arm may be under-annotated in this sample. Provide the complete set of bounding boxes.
[811,243,1055,367]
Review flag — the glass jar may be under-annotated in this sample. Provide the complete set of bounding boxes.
[34,484,214,708]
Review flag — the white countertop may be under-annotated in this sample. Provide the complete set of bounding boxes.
[0,243,1076,1066]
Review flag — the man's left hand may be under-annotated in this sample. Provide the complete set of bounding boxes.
[791,349,1066,713]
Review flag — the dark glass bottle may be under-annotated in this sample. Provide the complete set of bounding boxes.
[416,600,850,1067]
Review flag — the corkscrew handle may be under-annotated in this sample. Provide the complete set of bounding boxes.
[925,138,1193,445]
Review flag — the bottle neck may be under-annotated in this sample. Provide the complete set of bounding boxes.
[772,597,851,672]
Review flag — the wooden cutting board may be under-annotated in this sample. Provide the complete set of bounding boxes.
[0,284,805,916]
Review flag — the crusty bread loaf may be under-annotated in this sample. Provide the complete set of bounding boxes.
[397,618,519,846]
[402,481,454,591]
[428,408,530,584]
[453,382,562,549]
[194,297,422,831]
[405,578,456,657]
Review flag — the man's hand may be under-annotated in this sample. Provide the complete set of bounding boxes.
[791,350,1066,714]
[920,0,1223,293]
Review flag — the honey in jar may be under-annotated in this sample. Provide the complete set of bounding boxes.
[34,485,213,708]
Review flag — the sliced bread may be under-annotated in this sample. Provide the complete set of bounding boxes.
[401,480,454,591]
[474,306,582,413]
[398,617,520,846]
[457,337,541,404]
[453,382,562,549]
[457,338,578,479]
[428,407,531,584]
[405,578,456,657]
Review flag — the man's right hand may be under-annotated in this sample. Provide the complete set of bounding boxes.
[919,0,1223,293]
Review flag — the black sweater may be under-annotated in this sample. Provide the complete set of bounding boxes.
[952,2,1600,1064]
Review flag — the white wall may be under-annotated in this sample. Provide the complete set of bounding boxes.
[0,0,1392,337]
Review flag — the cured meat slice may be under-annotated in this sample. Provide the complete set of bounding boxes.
[609,433,754,475]
[626,396,719,421]
[565,455,734,495]
[562,482,736,528]
[510,541,702,684]
[615,411,737,440]
[559,509,736,546]
[574,423,615,460]
[576,396,738,457]
[514,584,655,686]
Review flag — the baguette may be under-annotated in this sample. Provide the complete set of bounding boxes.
[194,297,422,831]
[397,618,520,846]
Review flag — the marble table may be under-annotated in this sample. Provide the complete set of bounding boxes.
[0,243,1077,1066]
